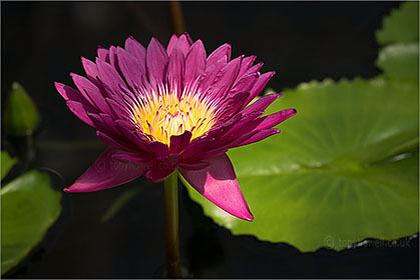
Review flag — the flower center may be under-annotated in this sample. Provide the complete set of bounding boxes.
[132,92,217,145]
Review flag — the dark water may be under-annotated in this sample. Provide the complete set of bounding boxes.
[2,1,419,278]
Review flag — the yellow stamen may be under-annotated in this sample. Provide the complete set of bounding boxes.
[132,90,216,145]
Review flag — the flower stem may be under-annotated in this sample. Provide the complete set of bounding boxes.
[164,171,182,278]
[167,1,185,35]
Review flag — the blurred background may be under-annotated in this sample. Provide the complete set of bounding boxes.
[1,1,418,278]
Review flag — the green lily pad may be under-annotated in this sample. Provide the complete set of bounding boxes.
[186,77,419,252]
[1,170,62,274]
[377,43,419,83]
[375,2,419,84]
[1,151,17,180]
[376,1,419,45]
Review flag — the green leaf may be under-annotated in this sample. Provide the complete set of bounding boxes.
[377,43,419,83]
[1,170,61,274]
[376,1,419,45]
[3,82,40,135]
[186,78,419,252]
[1,151,17,180]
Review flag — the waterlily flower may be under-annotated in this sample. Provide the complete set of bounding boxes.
[55,33,296,221]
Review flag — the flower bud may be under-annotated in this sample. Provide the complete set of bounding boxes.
[3,82,40,136]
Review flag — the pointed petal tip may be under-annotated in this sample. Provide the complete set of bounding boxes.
[80,55,90,61]
[63,184,83,193]
[69,72,82,81]
[54,81,63,90]
[62,183,93,193]
[242,212,254,221]
[64,149,148,193]
[229,201,254,221]
[180,154,254,222]
[275,91,284,97]
[179,32,193,44]
[282,108,298,118]
[267,71,276,77]
[265,93,282,99]
[63,184,100,193]
[217,200,254,221]
[149,37,161,46]
[230,207,254,221]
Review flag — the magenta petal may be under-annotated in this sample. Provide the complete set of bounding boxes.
[94,113,119,135]
[237,55,256,77]
[184,40,206,84]
[148,141,169,157]
[96,58,126,94]
[117,47,145,90]
[216,91,249,120]
[166,34,179,55]
[231,72,259,95]
[198,56,228,94]
[246,71,275,103]
[55,82,72,101]
[112,152,153,163]
[105,98,129,118]
[219,111,264,141]
[207,43,231,65]
[181,138,215,159]
[252,109,297,131]
[245,62,263,76]
[210,56,242,99]
[124,36,146,70]
[178,161,210,170]
[169,130,192,154]
[125,36,146,59]
[64,148,147,192]
[114,120,151,152]
[55,82,89,105]
[108,46,119,70]
[236,128,280,147]
[97,46,110,62]
[179,153,253,221]
[173,33,193,56]
[66,100,95,127]
[70,73,99,105]
[96,131,136,153]
[166,48,185,94]
[83,87,112,114]
[146,38,168,83]
[81,57,99,81]
[88,113,113,133]
[189,147,228,162]
[241,94,280,115]
[145,165,175,182]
